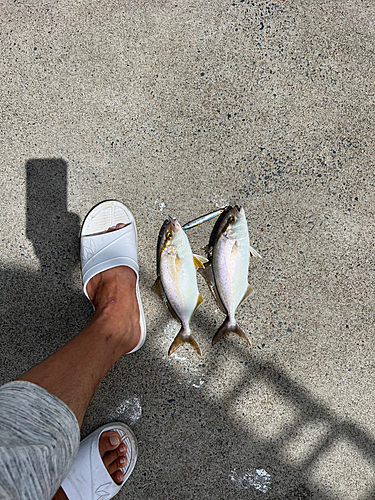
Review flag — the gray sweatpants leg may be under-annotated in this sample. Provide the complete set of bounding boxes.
[0,381,80,500]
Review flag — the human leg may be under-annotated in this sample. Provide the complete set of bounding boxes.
[17,265,141,427]
[1,202,146,499]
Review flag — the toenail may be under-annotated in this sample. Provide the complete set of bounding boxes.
[119,456,126,464]
[119,444,126,453]
[110,436,120,446]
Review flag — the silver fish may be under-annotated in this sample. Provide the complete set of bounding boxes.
[153,218,208,356]
[182,208,225,230]
[200,205,261,346]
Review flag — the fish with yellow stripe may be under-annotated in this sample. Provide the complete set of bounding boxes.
[153,217,208,356]
[200,205,261,346]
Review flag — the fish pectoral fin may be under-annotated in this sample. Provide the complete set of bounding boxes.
[239,284,254,306]
[193,293,203,314]
[168,328,202,356]
[175,254,183,272]
[193,254,209,268]
[249,245,262,259]
[231,241,241,256]
[152,277,163,298]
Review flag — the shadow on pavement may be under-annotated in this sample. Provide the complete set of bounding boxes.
[0,158,374,499]
[0,159,88,378]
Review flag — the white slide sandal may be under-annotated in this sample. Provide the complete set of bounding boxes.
[80,200,146,353]
[61,422,138,500]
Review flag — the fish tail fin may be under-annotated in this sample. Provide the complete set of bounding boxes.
[168,327,202,356]
[212,317,251,347]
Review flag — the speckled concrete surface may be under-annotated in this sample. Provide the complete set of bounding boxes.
[1,0,375,498]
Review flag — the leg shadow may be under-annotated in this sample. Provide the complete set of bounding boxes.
[26,158,80,277]
[0,159,90,382]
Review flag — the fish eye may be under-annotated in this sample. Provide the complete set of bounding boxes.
[166,232,173,239]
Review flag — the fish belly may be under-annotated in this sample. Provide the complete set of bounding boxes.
[213,236,248,319]
[160,251,199,325]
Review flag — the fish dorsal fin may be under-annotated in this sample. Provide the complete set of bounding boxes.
[249,245,262,259]
[193,254,209,268]
[193,293,203,314]
[198,263,213,284]
[239,284,254,306]
[152,277,163,298]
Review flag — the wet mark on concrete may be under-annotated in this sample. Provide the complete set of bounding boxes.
[155,199,168,213]
[230,468,272,493]
[107,396,142,425]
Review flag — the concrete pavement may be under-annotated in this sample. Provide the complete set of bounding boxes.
[1,0,375,498]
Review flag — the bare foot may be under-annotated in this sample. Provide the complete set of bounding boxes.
[53,431,127,500]
[86,223,141,354]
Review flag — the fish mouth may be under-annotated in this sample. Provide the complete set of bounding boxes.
[168,214,176,227]
[234,205,245,218]
[167,215,181,233]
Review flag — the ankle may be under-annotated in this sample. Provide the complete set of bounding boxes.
[86,267,141,354]
[87,267,137,312]
[89,310,141,355]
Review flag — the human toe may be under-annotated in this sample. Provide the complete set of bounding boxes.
[103,443,127,468]
[99,431,122,456]
[107,455,128,476]
[112,469,125,485]
[106,223,129,232]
